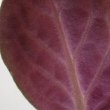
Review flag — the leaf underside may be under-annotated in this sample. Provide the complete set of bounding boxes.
[0,0,110,110]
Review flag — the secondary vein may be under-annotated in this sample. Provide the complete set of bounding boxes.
[86,16,110,100]
[74,14,93,56]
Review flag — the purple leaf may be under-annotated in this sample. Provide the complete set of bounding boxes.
[0,0,110,110]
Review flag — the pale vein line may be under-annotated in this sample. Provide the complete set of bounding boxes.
[93,100,107,110]
[49,1,86,110]
[74,14,94,56]
[23,52,74,108]
[10,34,71,103]
[17,35,73,105]
[85,16,110,101]
[34,64,74,103]
[20,63,73,109]
[34,37,66,65]
[22,29,66,66]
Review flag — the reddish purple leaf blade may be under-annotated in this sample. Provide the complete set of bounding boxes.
[0,0,110,110]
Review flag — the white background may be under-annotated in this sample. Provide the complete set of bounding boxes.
[0,0,36,110]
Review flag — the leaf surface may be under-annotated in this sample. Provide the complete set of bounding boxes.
[0,0,110,110]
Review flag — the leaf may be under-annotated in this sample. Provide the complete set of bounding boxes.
[0,0,110,110]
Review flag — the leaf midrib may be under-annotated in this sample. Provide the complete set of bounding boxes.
[49,0,86,110]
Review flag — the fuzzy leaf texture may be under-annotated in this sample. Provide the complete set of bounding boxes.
[0,0,110,110]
